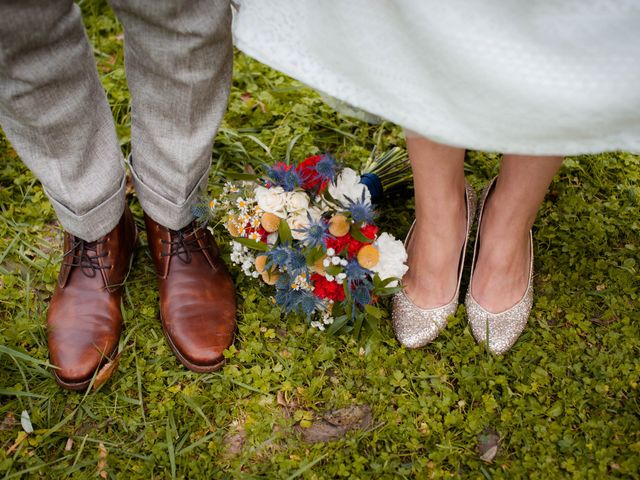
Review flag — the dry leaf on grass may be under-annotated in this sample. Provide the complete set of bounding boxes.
[92,351,122,391]
[478,428,500,463]
[298,405,373,444]
[7,432,28,455]
[97,442,108,479]
[65,438,74,451]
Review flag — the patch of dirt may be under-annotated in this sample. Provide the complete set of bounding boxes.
[297,405,373,444]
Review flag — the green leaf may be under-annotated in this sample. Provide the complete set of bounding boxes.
[305,246,325,266]
[350,224,374,243]
[325,265,342,276]
[373,273,401,288]
[234,237,269,251]
[353,311,364,338]
[375,285,402,296]
[326,315,349,335]
[278,217,293,244]
[364,304,383,319]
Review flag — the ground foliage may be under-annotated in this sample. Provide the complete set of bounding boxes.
[1,2,639,478]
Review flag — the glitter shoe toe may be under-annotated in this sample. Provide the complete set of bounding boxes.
[465,178,534,355]
[392,292,458,348]
[392,182,476,349]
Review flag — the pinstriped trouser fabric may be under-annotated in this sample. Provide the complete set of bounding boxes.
[0,0,232,241]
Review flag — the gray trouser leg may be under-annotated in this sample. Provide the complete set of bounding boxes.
[0,0,233,239]
[110,0,233,230]
[0,0,126,241]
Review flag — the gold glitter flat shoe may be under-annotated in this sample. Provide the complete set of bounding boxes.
[465,177,534,355]
[391,181,477,348]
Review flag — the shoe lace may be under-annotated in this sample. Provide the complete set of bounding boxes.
[160,224,207,263]
[62,238,110,278]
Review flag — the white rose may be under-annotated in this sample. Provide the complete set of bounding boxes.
[328,168,371,207]
[369,232,408,287]
[284,191,310,213]
[255,186,287,218]
[287,207,323,240]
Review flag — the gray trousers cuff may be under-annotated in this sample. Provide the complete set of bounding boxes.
[46,174,127,242]
[128,155,208,230]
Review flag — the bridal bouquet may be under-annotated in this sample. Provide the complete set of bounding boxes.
[198,148,411,336]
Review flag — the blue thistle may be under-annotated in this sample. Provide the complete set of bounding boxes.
[287,249,308,276]
[265,163,303,191]
[297,291,321,316]
[313,154,338,183]
[344,190,376,224]
[296,214,331,248]
[344,259,371,283]
[352,282,373,306]
[266,245,307,276]
[275,272,291,291]
[280,168,303,191]
[274,282,320,317]
[266,245,290,270]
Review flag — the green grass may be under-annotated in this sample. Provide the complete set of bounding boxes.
[1,2,639,478]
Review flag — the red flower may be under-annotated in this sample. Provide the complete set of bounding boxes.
[325,232,351,256]
[244,223,270,243]
[311,273,345,302]
[360,224,378,240]
[296,155,329,194]
[325,224,378,258]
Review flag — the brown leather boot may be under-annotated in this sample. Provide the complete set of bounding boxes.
[48,206,137,390]
[144,214,236,372]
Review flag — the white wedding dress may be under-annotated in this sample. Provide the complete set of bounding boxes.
[232,0,640,155]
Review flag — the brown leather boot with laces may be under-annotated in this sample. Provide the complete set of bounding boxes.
[144,214,236,372]
[47,206,137,390]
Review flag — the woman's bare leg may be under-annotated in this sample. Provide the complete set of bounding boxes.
[471,155,563,312]
[403,134,466,308]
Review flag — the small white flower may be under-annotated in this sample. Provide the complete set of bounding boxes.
[369,232,408,286]
[331,256,341,265]
[326,248,335,256]
[236,197,249,210]
[310,320,325,331]
[340,259,348,266]
[322,312,334,325]
[323,258,331,268]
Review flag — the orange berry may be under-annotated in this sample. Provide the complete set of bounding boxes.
[260,212,281,233]
[261,269,280,285]
[328,214,350,237]
[357,244,380,269]
[255,255,268,273]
